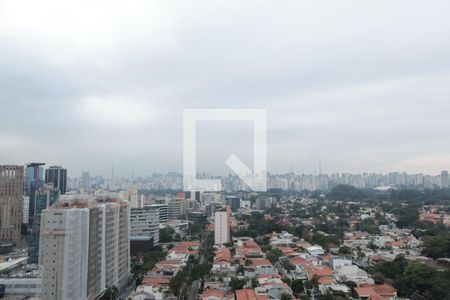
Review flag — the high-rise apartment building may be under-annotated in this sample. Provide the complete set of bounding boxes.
[0,165,24,246]
[45,166,67,195]
[39,206,90,300]
[214,210,231,245]
[39,197,130,300]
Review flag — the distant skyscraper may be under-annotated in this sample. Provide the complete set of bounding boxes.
[225,196,240,212]
[0,165,24,246]
[214,210,231,245]
[82,171,91,192]
[25,163,45,218]
[441,171,449,189]
[255,196,273,210]
[45,166,67,195]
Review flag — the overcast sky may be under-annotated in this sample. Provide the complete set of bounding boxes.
[1,0,450,177]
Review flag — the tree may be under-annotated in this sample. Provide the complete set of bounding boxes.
[282,277,291,286]
[338,246,352,256]
[422,235,450,259]
[395,207,419,228]
[327,184,366,201]
[237,265,244,275]
[170,270,186,296]
[290,279,304,296]
[356,219,381,235]
[251,278,258,288]
[230,277,247,291]
[372,272,385,284]
[267,248,283,263]
[159,227,174,243]
[100,286,118,300]
[280,293,292,300]
[190,263,212,281]
[402,262,440,298]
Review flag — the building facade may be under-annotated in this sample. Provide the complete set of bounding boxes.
[39,206,90,300]
[0,165,24,246]
[130,207,160,244]
[39,197,130,300]
[45,166,67,195]
[25,163,45,219]
[146,203,168,224]
[214,211,231,245]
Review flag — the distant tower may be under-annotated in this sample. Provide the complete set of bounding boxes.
[441,171,449,188]
[111,164,115,191]
[45,166,67,194]
[0,165,24,246]
[25,162,45,218]
[82,171,92,192]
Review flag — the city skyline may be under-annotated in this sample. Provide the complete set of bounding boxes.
[1,1,450,176]
[1,1,450,299]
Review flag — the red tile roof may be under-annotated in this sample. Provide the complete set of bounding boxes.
[169,241,200,255]
[251,258,272,267]
[201,289,224,299]
[236,288,267,300]
[141,276,170,287]
[355,284,397,300]
[214,248,231,263]
[305,265,333,279]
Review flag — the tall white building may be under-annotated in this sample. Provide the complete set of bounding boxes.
[214,210,231,245]
[39,197,130,300]
[39,206,90,300]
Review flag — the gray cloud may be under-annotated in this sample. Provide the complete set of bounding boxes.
[1,0,450,177]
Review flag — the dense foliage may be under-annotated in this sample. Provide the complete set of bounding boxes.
[374,256,450,299]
